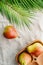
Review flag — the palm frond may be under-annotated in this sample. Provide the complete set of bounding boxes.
[0,0,43,27]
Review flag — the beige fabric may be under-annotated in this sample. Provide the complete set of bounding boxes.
[0,11,43,65]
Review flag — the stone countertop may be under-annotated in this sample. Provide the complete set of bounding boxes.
[0,11,43,65]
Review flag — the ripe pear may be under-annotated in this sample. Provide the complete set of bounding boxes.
[3,25,18,39]
[27,43,43,57]
[19,52,32,65]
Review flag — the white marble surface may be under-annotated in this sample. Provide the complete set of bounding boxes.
[0,11,43,65]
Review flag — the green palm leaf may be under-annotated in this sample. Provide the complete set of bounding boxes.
[0,0,43,27]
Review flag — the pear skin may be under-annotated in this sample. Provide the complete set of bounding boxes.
[27,43,43,57]
[19,52,32,65]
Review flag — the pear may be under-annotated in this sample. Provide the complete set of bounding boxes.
[19,52,32,65]
[3,25,18,39]
[27,43,43,57]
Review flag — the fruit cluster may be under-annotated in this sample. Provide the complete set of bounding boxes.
[18,42,43,65]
